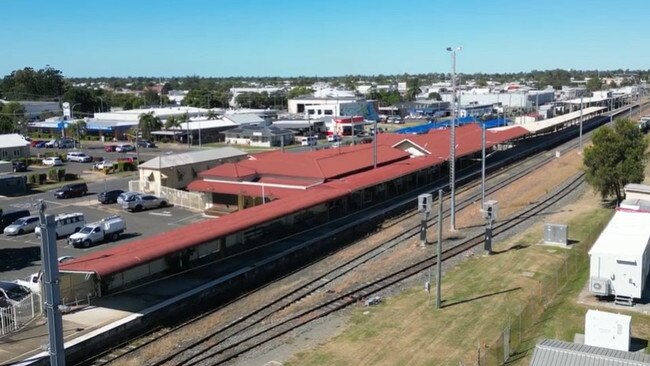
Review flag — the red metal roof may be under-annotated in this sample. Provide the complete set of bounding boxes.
[199,162,257,180]
[187,180,303,199]
[60,124,529,278]
[60,186,349,277]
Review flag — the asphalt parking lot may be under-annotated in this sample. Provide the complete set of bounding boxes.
[0,190,209,283]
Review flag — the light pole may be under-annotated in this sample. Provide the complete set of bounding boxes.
[446,46,461,231]
[579,95,584,151]
[71,103,81,144]
[97,97,105,113]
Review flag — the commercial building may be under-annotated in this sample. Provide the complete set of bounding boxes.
[288,96,360,114]
[94,106,212,122]
[223,125,294,147]
[0,134,30,160]
[137,147,247,193]
[441,89,555,109]
[229,87,285,107]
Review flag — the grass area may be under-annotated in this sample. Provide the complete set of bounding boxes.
[286,197,623,366]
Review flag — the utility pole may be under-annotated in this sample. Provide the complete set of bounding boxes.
[436,189,443,309]
[446,46,461,231]
[37,200,66,365]
[373,117,378,169]
[579,95,584,151]
[481,123,486,205]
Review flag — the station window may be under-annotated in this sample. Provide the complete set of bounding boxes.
[324,110,333,115]
[1,151,6,158]
[13,149,20,156]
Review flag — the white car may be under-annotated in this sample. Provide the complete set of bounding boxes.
[42,157,63,166]
[94,160,116,170]
[115,144,135,153]
[66,152,92,163]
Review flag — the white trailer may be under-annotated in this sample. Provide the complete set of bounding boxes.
[589,209,650,304]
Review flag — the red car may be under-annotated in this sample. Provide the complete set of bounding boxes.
[30,140,43,147]
[104,145,117,152]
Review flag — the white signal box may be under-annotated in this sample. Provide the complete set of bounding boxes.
[481,200,498,220]
[418,194,433,214]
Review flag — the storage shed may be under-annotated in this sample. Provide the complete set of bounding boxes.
[588,209,650,303]
[530,339,650,366]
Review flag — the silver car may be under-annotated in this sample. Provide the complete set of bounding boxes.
[116,192,140,205]
[122,195,167,212]
[4,216,39,236]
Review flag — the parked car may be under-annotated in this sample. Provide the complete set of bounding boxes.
[66,151,92,163]
[104,145,117,152]
[54,183,88,199]
[12,161,27,172]
[55,139,75,149]
[3,215,39,236]
[94,160,116,170]
[44,139,57,148]
[300,136,318,146]
[97,189,124,204]
[68,215,126,248]
[42,157,63,166]
[115,144,135,153]
[33,141,47,148]
[0,209,31,231]
[0,281,31,308]
[327,134,341,142]
[137,140,156,148]
[122,194,167,212]
[35,212,85,238]
[30,140,43,147]
[117,191,140,205]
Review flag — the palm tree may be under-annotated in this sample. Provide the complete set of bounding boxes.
[178,112,191,145]
[70,119,87,148]
[206,109,218,120]
[138,112,162,139]
[164,115,181,130]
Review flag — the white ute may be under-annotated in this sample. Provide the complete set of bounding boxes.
[67,215,126,248]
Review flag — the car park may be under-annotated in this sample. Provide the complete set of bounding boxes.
[35,212,85,238]
[0,210,31,232]
[66,151,92,163]
[122,194,167,212]
[12,161,27,172]
[97,189,124,204]
[137,140,156,148]
[0,281,31,307]
[3,216,39,236]
[115,144,135,152]
[68,215,126,248]
[54,183,88,199]
[42,157,63,166]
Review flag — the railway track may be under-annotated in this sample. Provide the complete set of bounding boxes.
[162,173,585,366]
[79,115,606,366]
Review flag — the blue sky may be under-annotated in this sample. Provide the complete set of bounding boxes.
[1,0,648,77]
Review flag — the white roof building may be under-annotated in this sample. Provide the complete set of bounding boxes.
[0,134,30,149]
[94,107,211,122]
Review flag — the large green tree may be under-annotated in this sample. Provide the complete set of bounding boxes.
[0,66,64,100]
[183,89,229,108]
[138,112,162,139]
[406,78,421,101]
[583,118,648,202]
[62,87,104,116]
[586,76,603,91]
[0,102,25,133]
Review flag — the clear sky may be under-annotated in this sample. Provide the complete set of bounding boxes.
[1,0,648,77]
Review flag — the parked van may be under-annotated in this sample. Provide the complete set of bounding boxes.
[301,136,317,146]
[0,209,30,231]
[35,212,85,238]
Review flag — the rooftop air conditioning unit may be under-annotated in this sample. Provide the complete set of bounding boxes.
[590,277,611,296]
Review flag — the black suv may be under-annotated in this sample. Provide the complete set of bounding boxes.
[54,183,88,199]
[97,189,124,204]
[137,139,156,148]
[12,161,27,172]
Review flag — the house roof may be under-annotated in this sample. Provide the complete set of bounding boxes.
[199,162,257,180]
[187,180,302,199]
[530,339,650,366]
[139,147,247,170]
[0,134,29,149]
[223,113,266,125]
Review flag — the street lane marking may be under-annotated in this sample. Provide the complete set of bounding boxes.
[149,211,173,217]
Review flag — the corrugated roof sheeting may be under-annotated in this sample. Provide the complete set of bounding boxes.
[60,186,348,277]
[530,339,650,366]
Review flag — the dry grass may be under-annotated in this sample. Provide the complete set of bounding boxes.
[286,189,612,366]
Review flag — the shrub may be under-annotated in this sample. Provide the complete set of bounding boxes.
[64,173,77,181]
[28,174,38,185]
[38,173,47,185]
[47,168,58,182]
[57,168,66,181]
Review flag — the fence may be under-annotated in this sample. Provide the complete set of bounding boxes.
[129,180,207,211]
[0,293,42,336]
[469,217,609,366]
